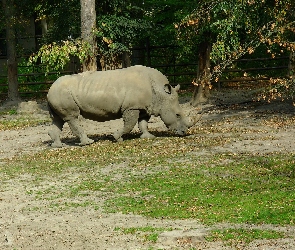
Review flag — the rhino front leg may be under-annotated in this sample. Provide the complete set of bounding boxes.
[67,119,94,146]
[138,113,155,139]
[113,109,139,142]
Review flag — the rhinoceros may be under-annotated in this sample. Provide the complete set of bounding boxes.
[47,65,197,147]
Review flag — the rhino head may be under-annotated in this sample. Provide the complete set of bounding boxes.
[157,84,198,135]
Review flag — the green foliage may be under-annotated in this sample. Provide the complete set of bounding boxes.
[95,15,151,59]
[17,58,60,94]
[27,0,152,71]
[0,58,61,96]
[177,0,295,83]
[25,0,293,86]
[144,0,185,44]
[258,78,295,102]
[34,0,81,43]
[28,39,92,72]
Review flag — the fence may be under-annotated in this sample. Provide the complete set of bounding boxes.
[131,44,198,86]
[0,45,292,99]
[0,70,75,98]
[0,57,79,98]
[131,43,291,87]
[218,56,290,87]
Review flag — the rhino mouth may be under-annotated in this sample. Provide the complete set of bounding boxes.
[176,129,188,136]
[168,126,189,136]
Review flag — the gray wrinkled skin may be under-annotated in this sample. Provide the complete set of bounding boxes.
[47,65,195,147]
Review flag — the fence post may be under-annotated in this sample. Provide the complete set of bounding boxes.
[146,38,151,67]
[288,52,295,83]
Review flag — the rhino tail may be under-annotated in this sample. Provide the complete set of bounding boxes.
[47,102,55,119]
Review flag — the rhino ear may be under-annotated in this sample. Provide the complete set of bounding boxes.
[174,84,180,92]
[164,84,172,94]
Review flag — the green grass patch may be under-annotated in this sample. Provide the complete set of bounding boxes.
[0,109,18,115]
[105,154,295,225]
[206,228,287,246]
[0,117,50,131]
[49,201,99,210]
[114,226,173,243]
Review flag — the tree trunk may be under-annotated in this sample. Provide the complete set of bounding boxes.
[191,40,212,107]
[289,51,295,83]
[41,19,48,35]
[3,0,20,102]
[121,38,131,68]
[122,52,131,68]
[80,0,97,71]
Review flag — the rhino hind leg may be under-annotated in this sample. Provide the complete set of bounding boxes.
[113,109,139,142]
[67,119,94,146]
[138,113,155,139]
[48,110,65,148]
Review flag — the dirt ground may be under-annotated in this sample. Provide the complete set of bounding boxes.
[1,89,295,249]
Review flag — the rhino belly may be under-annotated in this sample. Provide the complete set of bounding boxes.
[72,88,124,122]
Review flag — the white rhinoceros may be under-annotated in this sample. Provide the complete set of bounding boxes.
[47,65,196,147]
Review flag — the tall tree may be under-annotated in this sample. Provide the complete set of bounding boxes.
[178,0,295,105]
[95,1,150,70]
[80,0,97,71]
[191,38,212,106]
[3,0,20,101]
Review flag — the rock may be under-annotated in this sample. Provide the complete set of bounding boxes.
[17,101,40,114]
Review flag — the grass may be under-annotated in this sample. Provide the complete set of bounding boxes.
[1,134,224,177]
[0,109,18,115]
[206,228,286,246]
[0,109,50,131]
[0,118,50,131]
[1,114,295,246]
[3,139,295,225]
[114,226,173,243]
[104,153,295,225]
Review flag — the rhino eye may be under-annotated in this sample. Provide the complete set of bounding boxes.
[176,114,181,119]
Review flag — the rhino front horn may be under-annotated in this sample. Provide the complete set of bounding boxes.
[187,113,203,127]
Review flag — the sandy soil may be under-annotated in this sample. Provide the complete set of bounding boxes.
[1,89,295,249]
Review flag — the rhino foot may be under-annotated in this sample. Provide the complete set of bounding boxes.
[113,130,123,142]
[51,141,63,148]
[79,138,94,146]
[48,130,63,148]
[140,132,156,139]
[113,134,123,142]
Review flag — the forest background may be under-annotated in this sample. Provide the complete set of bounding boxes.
[0,0,295,105]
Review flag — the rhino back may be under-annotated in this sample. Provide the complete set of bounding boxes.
[74,68,153,110]
[48,66,157,121]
